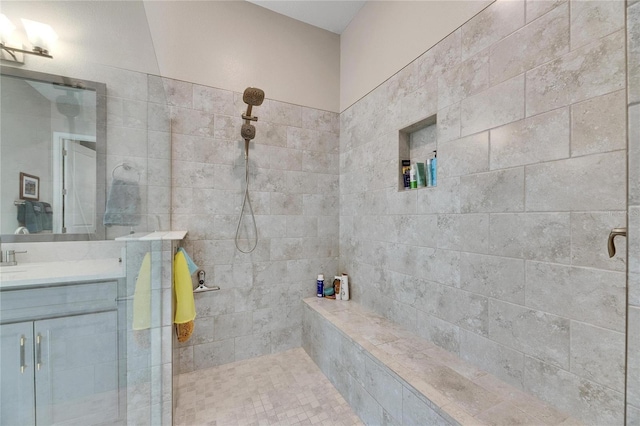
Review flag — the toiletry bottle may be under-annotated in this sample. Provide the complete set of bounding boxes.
[340,273,349,301]
[317,274,324,298]
[431,151,437,186]
[426,158,433,187]
[402,160,411,190]
[334,277,342,300]
[416,162,426,187]
[409,165,417,189]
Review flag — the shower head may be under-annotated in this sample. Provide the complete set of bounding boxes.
[243,87,264,106]
[242,87,265,120]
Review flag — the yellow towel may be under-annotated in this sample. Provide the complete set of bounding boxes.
[132,252,151,331]
[174,250,196,324]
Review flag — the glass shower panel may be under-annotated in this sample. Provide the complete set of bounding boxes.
[121,240,171,425]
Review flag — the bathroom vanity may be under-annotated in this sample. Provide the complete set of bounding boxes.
[0,259,124,425]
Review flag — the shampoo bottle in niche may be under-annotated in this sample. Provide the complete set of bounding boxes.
[340,273,349,301]
[431,151,437,186]
[317,274,324,298]
[409,165,417,189]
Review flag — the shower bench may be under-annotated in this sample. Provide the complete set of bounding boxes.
[302,298,580,426]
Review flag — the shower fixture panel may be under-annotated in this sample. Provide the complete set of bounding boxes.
[235,87,265,254]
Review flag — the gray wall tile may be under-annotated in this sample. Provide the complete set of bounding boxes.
[490,108,570,170]
[570,0,624,50]
[525,151,626,212]
[438,132,489,178]
[489,213,571,263]
[460,168,525,213]
[461,0,525,60]
[524,356,624,425]
[460,74,525,136]
[460,252,525,304]
[460,329,525,389]
[490,2,569,85]
[525,261,626,332]
[570,321,625,392]
[526,30,625,116]
[571,90,626,157]
[526,0,566,23]
[489,299,570,369]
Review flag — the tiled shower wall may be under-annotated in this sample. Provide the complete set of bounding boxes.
[160,76,341,372]
[627,0,640,422]
[339,1,627,424]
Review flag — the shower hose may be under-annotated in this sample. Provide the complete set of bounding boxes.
[234,151,258,253]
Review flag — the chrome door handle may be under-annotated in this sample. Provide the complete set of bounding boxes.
[36,334,42,371]
[608,227,627,258]
[20,336,26,373]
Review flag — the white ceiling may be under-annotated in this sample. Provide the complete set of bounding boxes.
[246,1,366,34]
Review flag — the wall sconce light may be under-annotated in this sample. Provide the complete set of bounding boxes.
[0,14,57,60]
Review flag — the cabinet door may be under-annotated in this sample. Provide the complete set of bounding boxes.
[0,322,35,425]
[35,311,119,425]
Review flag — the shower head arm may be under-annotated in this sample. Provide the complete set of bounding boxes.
[242,113,258,122]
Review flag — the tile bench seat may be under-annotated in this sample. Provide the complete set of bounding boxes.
[302,298,581,426]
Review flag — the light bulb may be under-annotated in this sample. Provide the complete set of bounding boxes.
[21,18,57,54]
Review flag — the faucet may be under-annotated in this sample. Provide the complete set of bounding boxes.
[0,237,28,266]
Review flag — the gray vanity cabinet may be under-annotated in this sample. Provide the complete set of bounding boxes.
[0,281,120,426]
[0,321,36,425]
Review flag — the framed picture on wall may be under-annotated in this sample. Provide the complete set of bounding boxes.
[19,172,39,201]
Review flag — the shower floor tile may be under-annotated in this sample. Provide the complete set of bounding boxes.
[174,347,363,426]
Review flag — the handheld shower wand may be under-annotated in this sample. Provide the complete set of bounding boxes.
[235,87,265,253]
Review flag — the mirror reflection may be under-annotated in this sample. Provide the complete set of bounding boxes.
[0,68,106,240]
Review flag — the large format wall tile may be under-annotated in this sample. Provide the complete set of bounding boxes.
[490,108,570,170]
[525,261,626,332]
[438,132,489,178]
[524,356,624,425]
[525,151,626,212]
[525,0,566,23]
[489,213,571,263]
[569,320,625,392]
[526,30,625,116]
[570,0,624,50]
[438,51,489,109]
[460,75,525,137]
[461,0,525,60]
[571,90,626,157]
[459,329,525,389]
[489,299,570,369]
[460,253,525,304]
[490,2,569,85]
[460,168,525,213]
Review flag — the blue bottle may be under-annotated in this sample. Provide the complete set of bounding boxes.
[431,151,437,187]
[317,274,324,297]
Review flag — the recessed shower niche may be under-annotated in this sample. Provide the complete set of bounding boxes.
[398,114,437,191]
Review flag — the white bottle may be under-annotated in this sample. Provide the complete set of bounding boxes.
[340,273,349,301]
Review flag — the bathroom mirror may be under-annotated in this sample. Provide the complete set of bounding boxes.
[0,66,107,242]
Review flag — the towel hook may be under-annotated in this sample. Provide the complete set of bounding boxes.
[111,162,141,183]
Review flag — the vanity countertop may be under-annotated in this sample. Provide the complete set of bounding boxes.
[0,258,124,290]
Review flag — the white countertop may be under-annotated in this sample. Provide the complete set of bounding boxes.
[0,258,125,290]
